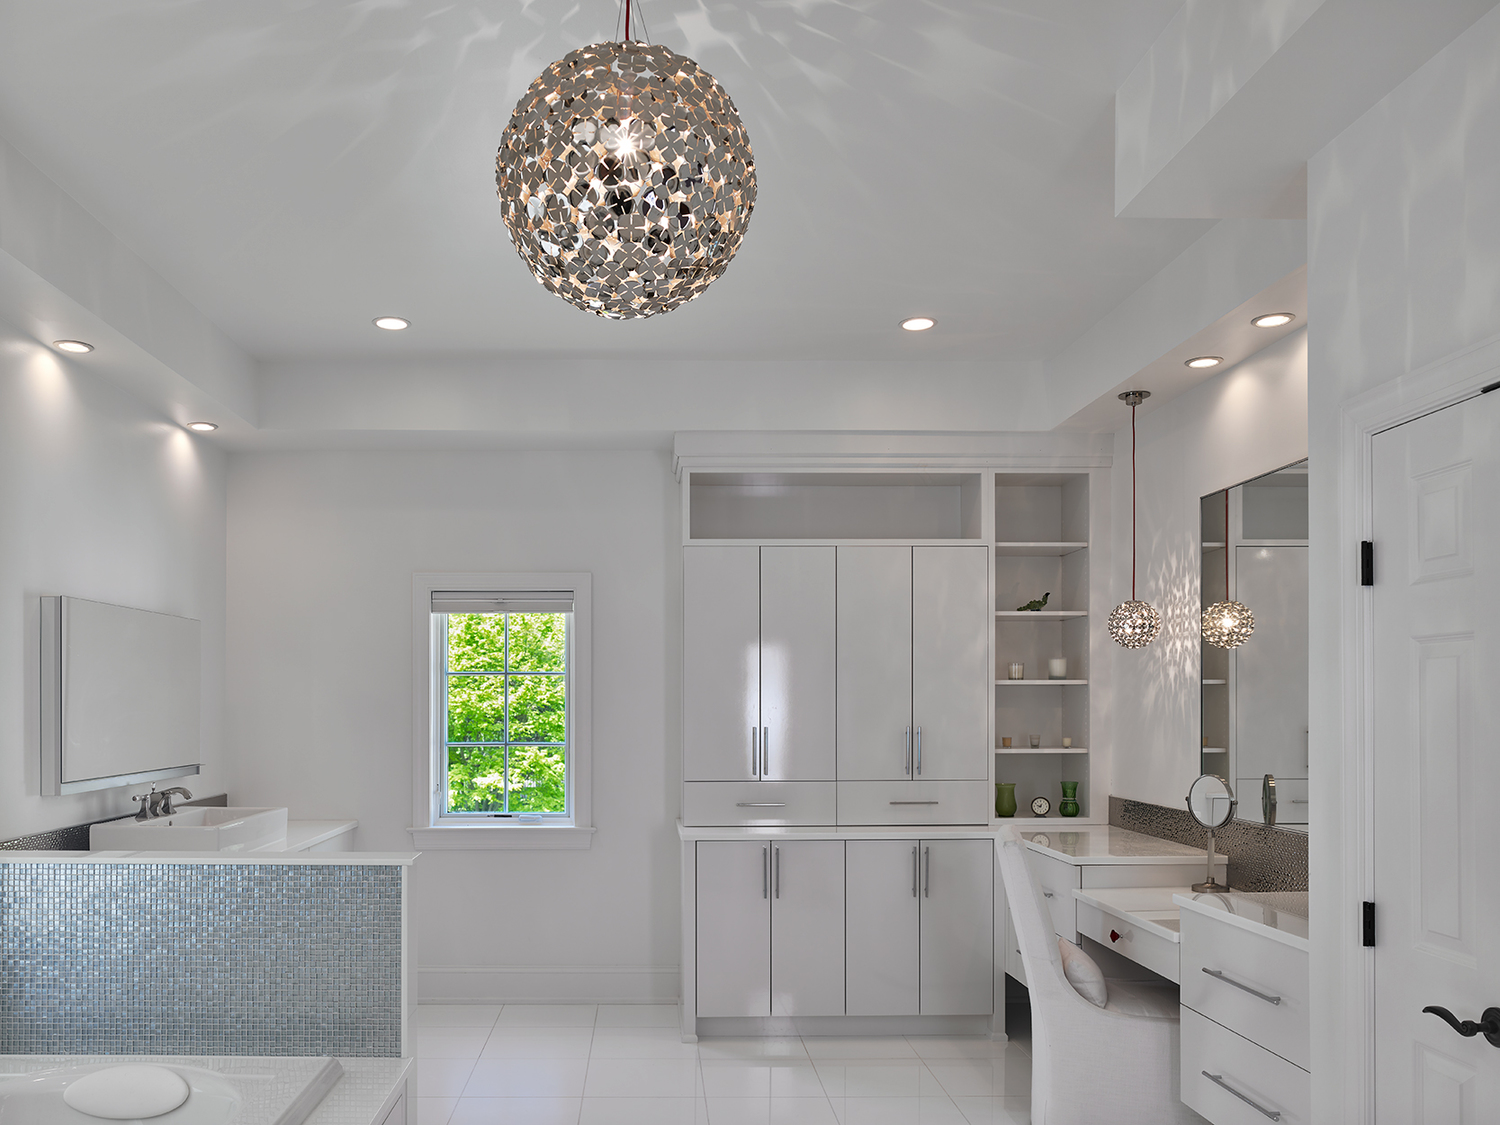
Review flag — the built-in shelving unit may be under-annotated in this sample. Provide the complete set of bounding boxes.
[997,746,1087,755]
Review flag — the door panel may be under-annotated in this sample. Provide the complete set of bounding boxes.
[837,547,913,781]
[683,547,761,781]
[1372,390,1500,1119]
[770,841,846,1016]
[696,841,771,1016]
[760,547,837,781]
[911,548,990,780]
[846,840,921,1016]
[919,839,994,1015]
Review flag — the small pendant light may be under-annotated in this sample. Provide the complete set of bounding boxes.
[1109,391,1162,649]
[1201,488,1254,648]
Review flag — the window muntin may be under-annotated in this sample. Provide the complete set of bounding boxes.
[440,611,569,817]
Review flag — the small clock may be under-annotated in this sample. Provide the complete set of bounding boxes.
[1031,796,1052,817]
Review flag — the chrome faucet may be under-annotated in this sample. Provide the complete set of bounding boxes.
[157,787,193,816]
[131,784,194,820]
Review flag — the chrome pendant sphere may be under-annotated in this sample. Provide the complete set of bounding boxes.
[496,40,756,319]
[1108,600,1162,649]
[1201,600,1255,649]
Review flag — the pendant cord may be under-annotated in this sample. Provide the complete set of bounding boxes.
[1131,403,1138,601]
[625,0,630,41]
[1224,489,1230,600]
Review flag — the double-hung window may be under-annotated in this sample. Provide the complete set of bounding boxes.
[413,575,592,848]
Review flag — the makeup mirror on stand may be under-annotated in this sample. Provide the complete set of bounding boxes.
[1186,774,1236,893]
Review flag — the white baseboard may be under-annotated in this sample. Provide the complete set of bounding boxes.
[419,964,679,1004]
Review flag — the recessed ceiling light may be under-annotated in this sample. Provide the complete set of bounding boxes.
[54,340,94,353]
[1250,312,1295,328]
[186,421,218,432]
[1185,355,1223,369]
[901,317,935,332]
[373,316,410,331]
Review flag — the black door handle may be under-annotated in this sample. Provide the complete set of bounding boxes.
[1422,1006,1500,1047]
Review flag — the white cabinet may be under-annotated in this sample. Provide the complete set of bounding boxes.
[835,547,912,781]
[684,546,835,787]
[845,838,993,1017]
[694,840,845,1018]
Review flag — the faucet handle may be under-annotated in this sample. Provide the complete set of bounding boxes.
[132,786,158,820]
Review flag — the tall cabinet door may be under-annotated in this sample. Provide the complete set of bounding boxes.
[770,841,846,1016]
[919,839,994,1015]
[837,547,913,780]
[684,547,761,781]
[696,841,771,1016]
[911,547,989,780]
[760,547,837,781]
[845,840,921,1016]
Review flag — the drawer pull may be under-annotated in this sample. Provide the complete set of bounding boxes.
[735,802,787,807]
[1201,1072,1281,1121]
[890,800,939,805]
[1110,929,1121,943]
[1203,967,1282,1006]
[1042,891,1054,898]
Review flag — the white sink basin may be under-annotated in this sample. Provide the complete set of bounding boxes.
[90,806,289,852]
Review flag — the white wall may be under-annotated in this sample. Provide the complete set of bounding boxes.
[1306,6,1500,1118]
[225,449,681,1002]
[1106,327,1308,808]
[0,317,228,839]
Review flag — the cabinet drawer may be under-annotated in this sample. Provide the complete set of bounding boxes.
[1076,901,1179,983]
[1079,861,1222,889]
[1026,851,1080,939]
[1181,1007,1310,1124]
[683,782,836,827]
[1180,909,1309,1070]
[836,781,989,826]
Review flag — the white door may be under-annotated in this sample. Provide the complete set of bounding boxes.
[1372,390,1500,1118]
[912,547,990,780]
[845,840,921,1015]
[760,547,837,781]
[919,839,994,1015]
[696,840,771,1016]
[770,841,846,1016]
[837,547,913,781]
[683,547,761,781]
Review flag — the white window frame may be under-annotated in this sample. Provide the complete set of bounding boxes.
[410,573,593,849]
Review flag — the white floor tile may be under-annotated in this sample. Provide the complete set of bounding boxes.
[803,1039,918,1060]
[418,1029,493,1059]
[590,1027,701,1059]
[447,1097,582,1125]
[902,1038,1007,1061]
[582,1058,702,1098]
[494,1004,599,1027]
[923,1059,1031,1099]
[417,1059,479,1098]
[578,1097,709,1125]
[417,1006,502,1029]
[699,1062,826,1099]
[414,1098,458,1125]
[827,1096,968,1125]
[595,1004,680,1027]
[480,1027,595,1060]
[697,1038,810,1061]
[950,1097,1031,1125]
[463,1058,590,1098]
[706,1097,841,1125]
[813,1063,944,1099]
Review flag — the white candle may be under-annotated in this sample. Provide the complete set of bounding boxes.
[1049,658,1067,679]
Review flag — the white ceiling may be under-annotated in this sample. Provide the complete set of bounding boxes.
[0,0,1217,364]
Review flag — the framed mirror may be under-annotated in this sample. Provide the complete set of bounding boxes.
[1200,460,1308,833]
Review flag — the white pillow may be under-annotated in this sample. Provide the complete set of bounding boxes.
[1057,936,1108,1007]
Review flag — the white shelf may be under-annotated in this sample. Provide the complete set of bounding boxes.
[995,610,1087,618]
[1202,679,1227,686]
[1202,748,1228,754]
[994,541,1088,556]
[996,746,1088,755]
[1202,541,1226,550]
[996,679,1088,686]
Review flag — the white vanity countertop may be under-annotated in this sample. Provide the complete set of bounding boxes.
[0,849,415,867]
[281,819,359,851]
[304,1057,411,1125]
[1175,890,1310,951]
[1022,826,1211,864]
[1073,886,1190,943]
[678,821,1014,841]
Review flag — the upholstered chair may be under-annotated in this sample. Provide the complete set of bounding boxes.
[996,826,1203,1125]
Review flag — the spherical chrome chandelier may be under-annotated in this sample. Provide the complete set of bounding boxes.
[495,1,756,319]
[1201,489,1255,649]
[1110,391,1162,649]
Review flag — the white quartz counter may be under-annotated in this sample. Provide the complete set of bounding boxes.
[678,821,1007,841]
[1022,826,1212,865]
[0,850,415,866]
[305,1058,411,1125]
[1175,890,1310,951]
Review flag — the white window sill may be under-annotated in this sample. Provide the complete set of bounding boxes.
[408,825,595,850]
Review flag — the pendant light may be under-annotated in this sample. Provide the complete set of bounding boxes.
[1109,391,1162,649]
[495,0,757,319]
[1201,488,1255,648]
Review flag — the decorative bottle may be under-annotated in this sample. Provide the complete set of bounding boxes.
[995,782,1017,818]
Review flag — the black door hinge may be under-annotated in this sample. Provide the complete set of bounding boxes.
[1481,379,1500,394]
[1360,541,1374,587]
[1363,901,1376,947]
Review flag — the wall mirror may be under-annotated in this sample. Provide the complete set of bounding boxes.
[1200,461,1308,833]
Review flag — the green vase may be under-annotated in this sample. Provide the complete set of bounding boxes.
[1059,781,1080,818]
[995,782,1017,818]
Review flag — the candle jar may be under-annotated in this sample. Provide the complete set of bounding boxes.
[1049,657,1068,680]
[1008,662,1025,680]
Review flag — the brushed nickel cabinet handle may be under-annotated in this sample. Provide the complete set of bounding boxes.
[1202,967,1282,1006]
[774,845,780,899]
[911,846,918,897]
[762,845,768,899]
[736,802,786,807]
[890,800,939,805]
[905,726,912,776]
[751,726,759,777]
[916,726,922,775]
[1201,1072,1281,1120]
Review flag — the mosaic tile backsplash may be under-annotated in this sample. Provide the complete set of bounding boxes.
[1110,795,1308,892]
[0,863,402,1056]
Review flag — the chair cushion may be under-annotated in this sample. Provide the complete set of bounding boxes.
[1057,936,1108,1007]
[1103,977,1182,1020]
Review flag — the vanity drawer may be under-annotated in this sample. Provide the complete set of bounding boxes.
[1079,861,1222,890]
[683,782,836,826]
[836,781,990,826]
[1004,904,1027,986]
[1181,1007,1310,1125]
[1181,909,1309,1070]
[1076,901,1179,983]
[1026,851,1081,939]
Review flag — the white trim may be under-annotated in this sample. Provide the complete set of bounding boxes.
[411,572,593,846]
[1334,329,1500,1124]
